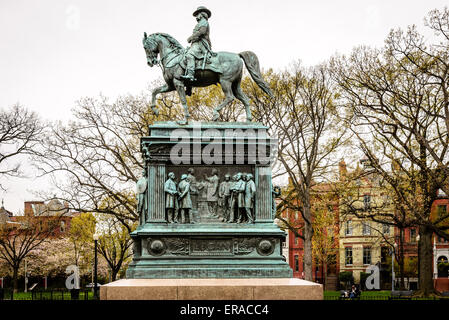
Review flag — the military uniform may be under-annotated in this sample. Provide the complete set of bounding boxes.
[235,178,246,208]
[165,178,177,208]
[178,176,194,224]
[182,6,213,81]
[136,174,148,224]
[244,178,256,209]
[219,178,232,221]
[178,179,192,209]
[244,176,256,223]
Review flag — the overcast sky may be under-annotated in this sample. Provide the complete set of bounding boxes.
[1,0,448,213]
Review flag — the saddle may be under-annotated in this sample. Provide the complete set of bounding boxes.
[166,50,222,75]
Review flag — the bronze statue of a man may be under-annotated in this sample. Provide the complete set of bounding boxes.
[165,172,178,223]
[218,174,232,222]
[181,6,213,82]
[178,174,194,224]
[244,173,256,224]
[136,169,148,225]
[229,172,246,223]
[204,169,219,217]
[187,167,198,215]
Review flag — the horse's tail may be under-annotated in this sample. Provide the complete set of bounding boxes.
[239,51,274,98]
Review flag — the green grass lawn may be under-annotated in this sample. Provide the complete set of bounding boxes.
[2,290,95,300]
[324,290,448,300]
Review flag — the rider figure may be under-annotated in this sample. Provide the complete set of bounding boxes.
[181,6,213,82]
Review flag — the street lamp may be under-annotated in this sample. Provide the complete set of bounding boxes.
[93,233,99,299]
[391,242,398,292]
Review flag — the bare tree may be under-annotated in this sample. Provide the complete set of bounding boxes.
[330,8,449,295]
[0,104,43,189]
[246,64,350,281]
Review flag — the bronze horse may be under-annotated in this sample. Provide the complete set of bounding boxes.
[143,32,273,122]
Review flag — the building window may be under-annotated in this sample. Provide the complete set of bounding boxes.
[438,256,449,278]
[362,221,371,235]
[382,223,390,235]
[437,205,447,218]
[363,195,371,211]
[294,255,299,272]
[345,220,353,236]
[345,247,353,265]
[363,247,372,265]
[60,221,66,233]
[410,229,417,242]
[438,236,449,243]
[295,236,299,245]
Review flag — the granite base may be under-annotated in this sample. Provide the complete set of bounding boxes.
[100,278,323,300]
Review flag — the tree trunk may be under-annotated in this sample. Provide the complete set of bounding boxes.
[398,228,406,290]
[418,226,436,296]
[12,266,19,293]
[322,263,326,287]
[303,203,313,281]
[111,268,119,282]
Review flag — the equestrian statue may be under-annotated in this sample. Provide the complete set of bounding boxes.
[143,6,273,123]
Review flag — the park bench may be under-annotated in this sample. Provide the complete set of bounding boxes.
[389,290,413,300]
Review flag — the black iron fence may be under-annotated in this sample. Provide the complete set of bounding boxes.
[0,288,93,300]
[32,289,91,300]
[325,295,449,301]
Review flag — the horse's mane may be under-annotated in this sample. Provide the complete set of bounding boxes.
[151,33,184,50]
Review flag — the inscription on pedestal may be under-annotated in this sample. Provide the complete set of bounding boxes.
[143,236,278,257]
[191,239,233,256]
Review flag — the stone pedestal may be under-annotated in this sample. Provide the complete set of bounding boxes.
[100,278,323,300]
[127,121,292,279]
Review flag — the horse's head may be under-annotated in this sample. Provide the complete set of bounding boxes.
[143,32,159,67]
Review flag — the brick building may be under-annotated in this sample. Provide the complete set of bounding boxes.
[20,199,75,237]
[431,190,449,292]
[279,182,340,290]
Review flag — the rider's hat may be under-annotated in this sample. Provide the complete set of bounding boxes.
[193,6,211,18]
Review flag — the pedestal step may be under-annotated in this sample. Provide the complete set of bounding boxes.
[100,278,323,300]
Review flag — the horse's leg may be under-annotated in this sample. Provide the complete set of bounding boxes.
[151,83,174,116]
[173,79,190,123]
[212,80,235,121]
[232,79,252,122]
